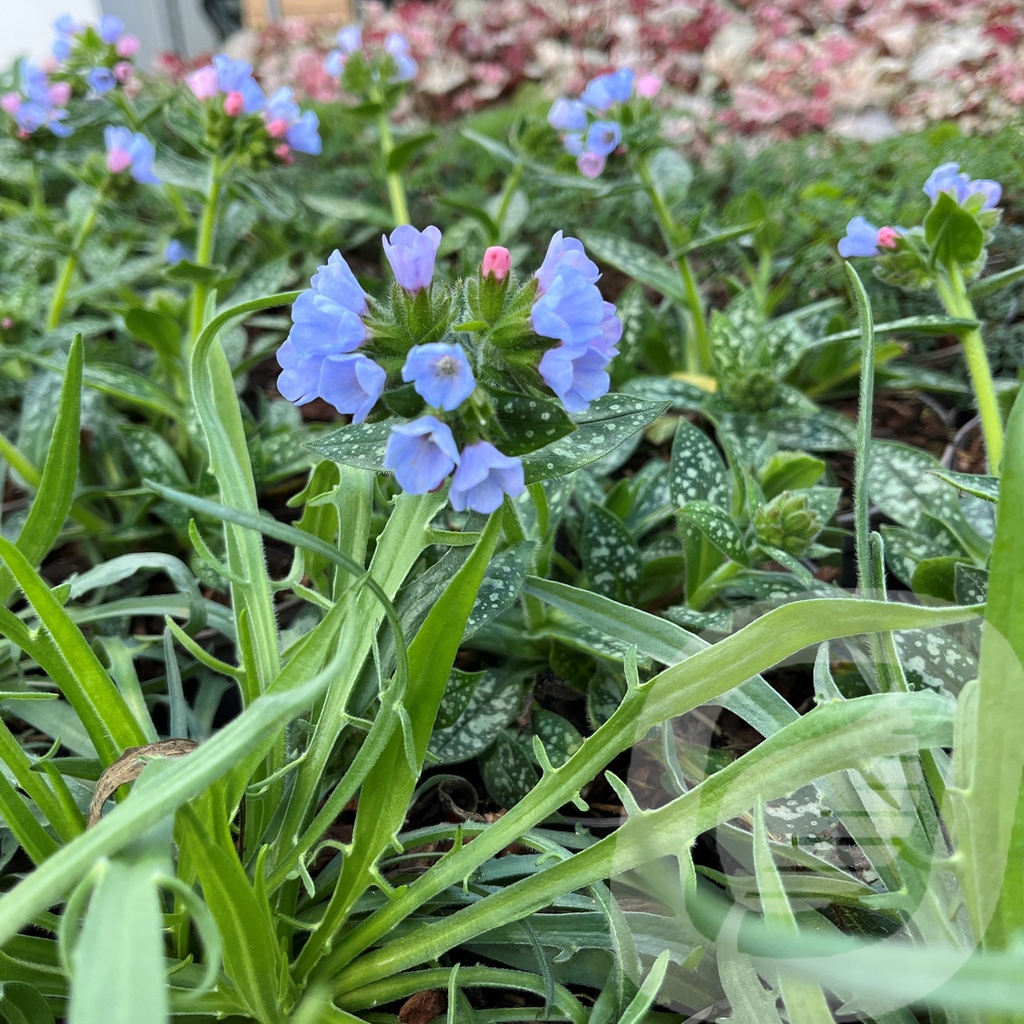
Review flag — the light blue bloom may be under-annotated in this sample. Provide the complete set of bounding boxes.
[276,338,322,405]
[384,32,417,82]
[319,353,386,422]
[581,69,634,113]
[21,63,51,105]
[88,67,117,94]
[287,110,321,155]
[104,126,160,184]
[337,24,363,55]
[383,416,460,493]
[538,343,611,413]
[449,441,525,513]
[213,54,264,113]
[584,120,621,157]
[99,14,125,44]
[593,301,623,357]
[837,216,904,258]
[402,342,476,411]
[535,231,600,294]
[264,87,321,154]
[383,225,442,293]
[562,132,584,157]
[548,97,588,132]
[531,264,605,348]
[165,239,191,264]
[52,14,79,60]
[923,162,1001,210]
[287,250,368,357]
[605,68,635,102]
[13,102,48,133]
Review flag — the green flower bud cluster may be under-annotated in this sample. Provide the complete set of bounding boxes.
[754,491,823,557]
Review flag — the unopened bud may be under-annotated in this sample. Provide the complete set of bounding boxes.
[48,82,72,106]
[0,93,20,115]
[265,117,289,138]
[636,74,662,98]
[481,246,511,281]
[114,62,133,83]
[223,91,244,116]
[754,491,822,557]
[275,142,293,164]
[107,149,132,174]
[187,66,219,101]
[876,226,899,249]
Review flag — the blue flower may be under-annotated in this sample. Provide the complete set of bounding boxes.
[548,97,588,132]
[584,120,621,158]
[837,216,901,258]
[337,24,363,55]
[212,54,264,113]
[402,342,476,410]
[384,32,417,82]
[383,416,460,493]
[923,162,1001,210]
[52,14,79,60]
[538,344,612,414]
[562,132,584,157]
[449,441,525,513]
[581,69,635,112]
[286,110,321,155]
[264,87,322,155]
[531,264,605,348]
[593,301,623,357]
[286,250,368,358]
[383,225,442,293]
[535,231,600,295]
[165,239,191,264]
[88,67,117,94]
[319,353,386,422]
[276,338,322,405]
[104,126,160,184]
[99,14,125,44]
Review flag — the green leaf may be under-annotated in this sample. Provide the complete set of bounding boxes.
[579,231,686,304]
[647,148,692,213]
[490,390,576,456]
[480,731,537,807]
[955,562,988,605]
[465,541,533,638]
[924,190,984,269]
[307,420,389,470]
[969,260,1024,300]
[931,468,999,503]
[678,500,748,564]
[461,128,517,166]
[759,452,826,499]
[581,504,642,602]
[82,363,183,419]
[530,709,584,769]
[434,668,479,731]
[669,418,730,509]
[911,556,960,603]
[387,131,438,174]
[429,670,522,764]
[123,309,182,360]
[165,260,225,286]
[303,194,395,229]
[521,395,667,483]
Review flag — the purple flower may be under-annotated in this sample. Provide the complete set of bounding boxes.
[577,152,606,179]
[402,342,476,410]
[88,67,117,95]
[539,344,612,414]
[104,126,160,185]
[531,265,605,348]
[384,32,417,82]
[535,231,600,295]
[548,97,588,132]
[383,416,460,493]
[593,301,623,357]
[319,353,386,422]
[99,14,125,44]
[212,54,264,113]
[923,162,1001,211]
[383,225,442,293]
[450,441,525,513]
[263,87,322,155]
[580,69,635,112]
[585,120,621,157]
[287,250,368,357]
[838,216,900,258]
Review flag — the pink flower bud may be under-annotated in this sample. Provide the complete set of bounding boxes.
[576,151,606,179]
[481,246,511,281]
[114,62,133,83]
[1,318,13,330]
[265,117,289,138]
[274,142,293,164]
[48,81,72,106]
[107,149,132,174]
[223,91,244,116]
[876,226,899,249]
[0,93,20,115]
[636,74,662,99]
[187,66,219,101]
[116,34,140,57]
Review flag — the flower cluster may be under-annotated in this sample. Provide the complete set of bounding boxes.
[104,126,160,186]
[324,26,418,84]
[548,68,660,179]
[1,62,71,139]
[49,14,140,98]
[277,227,621,513]
[187,54,321,164]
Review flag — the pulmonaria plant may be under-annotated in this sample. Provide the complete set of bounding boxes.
[103,126,160,186]
[323,25,418,104]
[187,54,321,165]
[277,228,622,513]
[548,68,661,179]
[1,61,71,140]
[48,14,140,99]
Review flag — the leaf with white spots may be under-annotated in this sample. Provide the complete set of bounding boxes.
[669,418,730,509]
[869,441,966,532]
[955,563,988,605]
[306,421,389,470]
[931,469,999,503]
[579,231,687,304]
[623,375,707,411]
[678,500,749,565]
[489,389,576,456]
[464,541,534,638]
[893,626,978,697]
[480,731,538,808]
[879,522,960,588]
[530,709,584,768]
[581,503,642,602]
[429,670,524,765]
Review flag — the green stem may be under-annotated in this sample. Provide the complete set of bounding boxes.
[634,151,710,373]
[935,267,1004,475]
[45,199,100,332]
[376,110,410,226]
[189,155,225,346]
[28,157,45,218]
[687,559,743,610]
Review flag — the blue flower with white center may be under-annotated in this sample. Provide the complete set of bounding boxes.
[531,264,605,348]
[923,162,1001,211]
[383,416,460,493]
[584,120,621,158]
[402,342,476,411]
[450,441,525,513]
[534,231,600,295]
[319,353,386,422]
[548,97,588,132]
[538,343,612,413]
[383,225,442,293]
